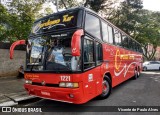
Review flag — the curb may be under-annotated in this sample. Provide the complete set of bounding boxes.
[0,101,18,107]
[0,96,36,107]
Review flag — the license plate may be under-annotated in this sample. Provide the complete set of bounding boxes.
[41,91,50,96]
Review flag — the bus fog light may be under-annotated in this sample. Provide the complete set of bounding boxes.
[25,80,32,84]
[59,82,65,87]
[69,94,74,98]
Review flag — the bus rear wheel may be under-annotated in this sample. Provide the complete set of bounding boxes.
[133,68,139,79]
[98,76,111,99]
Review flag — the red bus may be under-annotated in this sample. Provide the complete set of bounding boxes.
[10,7,143,104]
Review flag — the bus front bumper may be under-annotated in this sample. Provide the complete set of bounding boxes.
[24,84,86,104]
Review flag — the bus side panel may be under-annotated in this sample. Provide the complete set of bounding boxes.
[82,66,103,102]
[103,44,142,88]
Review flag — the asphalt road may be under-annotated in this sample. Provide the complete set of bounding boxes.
[21,71,160,114]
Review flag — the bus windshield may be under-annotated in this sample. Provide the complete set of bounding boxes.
[27,32,81,72]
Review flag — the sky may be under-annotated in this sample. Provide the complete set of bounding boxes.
[143,0,160,11]
[49,0,160,12]
[0,0,160,12]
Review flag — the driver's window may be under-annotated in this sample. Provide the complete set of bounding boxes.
[83,38,95,70]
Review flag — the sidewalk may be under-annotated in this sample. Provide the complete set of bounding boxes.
[0,77,35,107]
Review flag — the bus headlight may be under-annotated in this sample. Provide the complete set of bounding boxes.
[25,80,32,84]
[59,82,65,87]
[59,82,79,88]
[66,83,74,87]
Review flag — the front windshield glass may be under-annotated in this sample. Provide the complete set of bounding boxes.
[26,37,46,70]
[27,31,81,72]
[45,33,81,71]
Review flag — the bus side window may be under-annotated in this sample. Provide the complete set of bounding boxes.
[128,38,133,50]
[134,42,138,52]
[85,13,101,39]
[122,35,129,49]
[137,44,143,53]
[96,42,103,65]
[83,38,95,70]
[114,29,121,46]
[101,21,109,42]
[108,25,113,44]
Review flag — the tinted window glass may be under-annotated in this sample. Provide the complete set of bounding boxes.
[128,38,133,50]
[132,41,136,51]
[151,62,159,64]
[85,13,101,39]
[122,34,129,48]
[101,21,109,42]
[83,38,95,69]
[134,42,138,51]
[108,25,113,44]
[114,29,121,46]
[138,44,143,53]
[96,42,103,65]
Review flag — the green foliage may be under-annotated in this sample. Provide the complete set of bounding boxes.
[0,4,9,41]
[109,0,160,60]
[59,0,82,9]
[58,0,160,60]
[0,0,53,42]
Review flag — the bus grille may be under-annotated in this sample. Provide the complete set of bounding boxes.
[32,82,59,87]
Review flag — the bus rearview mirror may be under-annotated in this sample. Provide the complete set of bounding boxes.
[10,40,26,59]
[71,29,84,56]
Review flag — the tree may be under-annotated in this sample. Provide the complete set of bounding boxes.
[110,0,143,34]
[0,4,10,41]
[59,0,82,9]
[0,0,53,42]
[109,0,160,60]
[134,10,160,60]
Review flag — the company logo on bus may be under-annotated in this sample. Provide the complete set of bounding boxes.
[114,49,136,77]
[115,49,121,71]
[25,74,39,79]
[72,48,77,53]
[41,81,46,86]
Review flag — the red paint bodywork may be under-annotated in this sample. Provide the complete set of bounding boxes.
[71,29,84,56]
[10,40,26,59]
[24,43,142,104]
[24,65,103,104]
[10,34,142,104]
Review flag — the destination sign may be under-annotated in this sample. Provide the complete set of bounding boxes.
[31,10,79,34]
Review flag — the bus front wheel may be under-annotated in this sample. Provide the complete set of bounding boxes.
[98,76,112,99]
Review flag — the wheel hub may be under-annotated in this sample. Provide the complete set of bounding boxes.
[102,80,109,94]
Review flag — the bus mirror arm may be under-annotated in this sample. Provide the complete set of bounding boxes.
[71,29,84,56]
[10,40,26,59]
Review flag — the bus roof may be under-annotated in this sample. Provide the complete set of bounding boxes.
[33,6,141,45]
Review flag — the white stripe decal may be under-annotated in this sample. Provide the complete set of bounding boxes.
[114,62,137,77]
[114,64,126,77]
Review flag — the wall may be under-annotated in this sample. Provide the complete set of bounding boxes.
[0,49,26,77]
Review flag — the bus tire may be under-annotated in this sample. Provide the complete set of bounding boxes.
[133,69,139,80]
[137,67,140,77]
[98,76,112,99]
